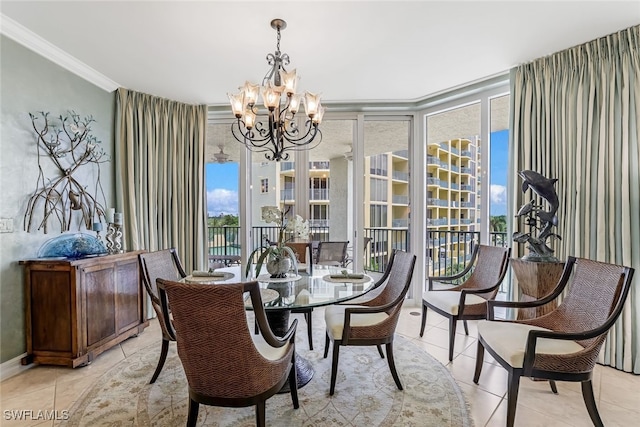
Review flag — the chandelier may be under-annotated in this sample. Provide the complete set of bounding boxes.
[228,18,324,162]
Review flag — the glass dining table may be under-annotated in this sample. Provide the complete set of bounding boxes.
[182,264,375,390]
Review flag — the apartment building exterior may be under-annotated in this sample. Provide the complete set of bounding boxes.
[249,136,481,272]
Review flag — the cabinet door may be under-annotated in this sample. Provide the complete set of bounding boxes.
[115,257,142,333]
[83,263,117,347]
[29,270,73,353]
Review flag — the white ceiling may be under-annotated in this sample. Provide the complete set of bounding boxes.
[2,1,639,107]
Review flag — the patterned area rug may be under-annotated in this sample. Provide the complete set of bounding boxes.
[62,323,473,426]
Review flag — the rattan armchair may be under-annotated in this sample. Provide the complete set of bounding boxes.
[157,279,299,427]
[316,241,349,267]
[420,244,511,361]
[473,256,634,427]
[323,250,416,395]
[138,249,187,384]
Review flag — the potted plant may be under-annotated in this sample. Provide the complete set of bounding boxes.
[246,206,310,279]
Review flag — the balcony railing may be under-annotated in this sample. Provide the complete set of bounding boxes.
[207,226,510,289]
[427,156,447,168]
[281,162,295,171]
[392,171,409,181]
[392,195,409,204]
[281,189,295,200]
[310,161,330,170]
[426,218,448,226]
[427,198,448,207]
[310,188,329,200]
[392,219,409,227]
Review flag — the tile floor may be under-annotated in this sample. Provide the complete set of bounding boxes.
[1,306,639,426]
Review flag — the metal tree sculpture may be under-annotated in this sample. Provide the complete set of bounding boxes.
[23,111,109,233]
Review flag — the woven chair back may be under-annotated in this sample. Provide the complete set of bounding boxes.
[316,241,349,265]
[462,245,510,297]
[362,250,414,308]
[348,251,416,340]
[159,280,291,398]
[139,249,186,340]
[527,258,630,348]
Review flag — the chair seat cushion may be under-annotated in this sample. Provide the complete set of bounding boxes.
[423,290,487,315]
[477,320,585,368]
[250,332,291,361]
[325,305,389,340]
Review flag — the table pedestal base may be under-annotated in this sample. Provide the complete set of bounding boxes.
[265,310,314,393]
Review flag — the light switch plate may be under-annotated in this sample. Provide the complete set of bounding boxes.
[0,218,14,233]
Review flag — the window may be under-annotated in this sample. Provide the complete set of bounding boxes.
[369,205,387,227]
[310,177,329,200]
[369,154,388,176]
[260,178,269,194]
[369,177,388,202]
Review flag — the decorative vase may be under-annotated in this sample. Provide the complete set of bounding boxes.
[266,255,292,278]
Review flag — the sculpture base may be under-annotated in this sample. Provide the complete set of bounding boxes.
[511,258,564,320]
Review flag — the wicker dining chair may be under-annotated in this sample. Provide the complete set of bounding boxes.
[337,249,397,359]
[157,279,299,427]
[323,250,416,395]
[420,244,511,361]
[473,256,634,427]
[138,248,187,384]
[315,241,349,267]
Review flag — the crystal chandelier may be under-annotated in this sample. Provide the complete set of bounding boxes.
[228,19,324,162]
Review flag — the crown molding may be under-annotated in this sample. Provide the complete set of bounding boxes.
[1,14,119,92]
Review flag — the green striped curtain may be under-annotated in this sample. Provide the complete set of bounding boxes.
[115,88,207,272]
[509,25,640,372]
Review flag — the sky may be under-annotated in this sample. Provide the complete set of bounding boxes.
[206,130,509,218]
[489,129,509,216]
[206,162,239,217]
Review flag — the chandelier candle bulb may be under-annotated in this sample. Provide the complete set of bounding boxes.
[241,81,259,105]
[244,110,256,129]
[288,94,302,114]
[114,212,123,225]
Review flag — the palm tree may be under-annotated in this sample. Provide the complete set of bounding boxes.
[490,215,507,232]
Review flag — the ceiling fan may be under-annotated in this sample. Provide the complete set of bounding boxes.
[213,144,231,164]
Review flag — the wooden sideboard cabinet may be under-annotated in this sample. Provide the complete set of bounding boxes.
[20,251,149,367]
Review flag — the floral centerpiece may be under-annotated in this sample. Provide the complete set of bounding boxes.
[246,205,310,278]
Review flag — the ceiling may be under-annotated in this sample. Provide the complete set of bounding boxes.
[2,1,638,162]
[2,1,638,105]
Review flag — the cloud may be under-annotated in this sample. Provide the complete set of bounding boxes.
[490,184,507,205]
[207,188,238,216]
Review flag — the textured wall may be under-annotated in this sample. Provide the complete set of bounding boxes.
[0,36,115,363]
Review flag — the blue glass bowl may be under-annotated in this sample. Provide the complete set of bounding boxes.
[38,233,107,259]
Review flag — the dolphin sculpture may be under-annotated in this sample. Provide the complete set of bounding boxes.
[513,170,561,261]
[518,170,559,226]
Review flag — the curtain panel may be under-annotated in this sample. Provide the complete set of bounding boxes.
[509,26,639,372]
[115,88,207,272]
